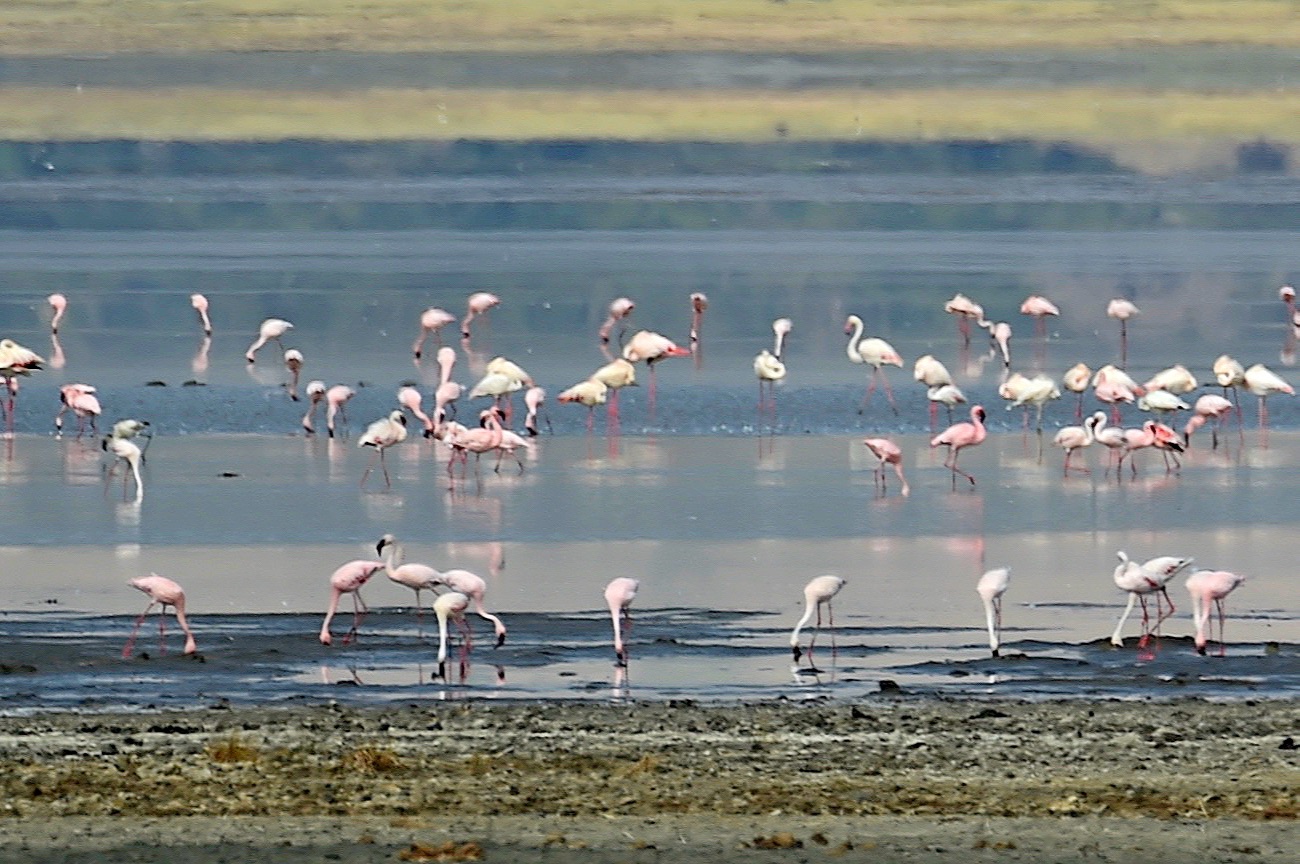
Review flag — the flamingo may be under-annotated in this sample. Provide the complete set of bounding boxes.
[604,577,639,666]
[1053,410,1104,476]
[1106,298,1139,366]
[1282,285,1296,323]
[319,559,386,645]
[54,383,101,439]
[444,407,504,482]
[375,536,508,647]
[122,573,197,658]
[1212,354,1246,424]
[1137,389,1190,421]
[979,318,1012,368]
[110,418,152,455]
[753,349,786,412]
[790,574,845,663]
[1183,394,1234,449]
[190,293,212,335]
[591,357,637,423]
[1092,364,1140,424]
[434,591,472,679]
[1243,363,1293,446]
[598,297,635,345]
[493,427,531,473]
[523,386,549,436]
[461,291,500,339]
[863,437,909,497]
[102,435,144,502]
[926,384,967,428]
[1062,362,1092,421]
[623,330,690,406]
[1115,420,1184,477]
[47,293,68,334]
[0,338,44,437]
[843,314,903,414]
[398,385,435,438]
[433,346,463,428]
[1185,569,1246,657]
[1110,553,1194,649]
[558,378,608,432]
[325,385,355,438]
[1001,373,1059,457]
[914,354,954,430]
[976,567,1011,657]
[283,349,304,401]
[358,410,408,489]
[301,380,326,434]
[689,292,708,348]
[1094,413,1127,476]
[245,318,293,363]
[930,404,987,487]
[1144,364,1198,395]
[413,307,455,358]
[944,293,984,348]
[1019,295,1059,339]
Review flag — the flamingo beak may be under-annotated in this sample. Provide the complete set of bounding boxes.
[791,646,802,662]
[496,633,506,648]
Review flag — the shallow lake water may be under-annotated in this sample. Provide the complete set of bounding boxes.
[0,149,1296,710]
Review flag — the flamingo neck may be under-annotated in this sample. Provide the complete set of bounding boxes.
[845,318,864,362]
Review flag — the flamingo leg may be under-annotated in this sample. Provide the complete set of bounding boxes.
[877,369,899,415]
[122,602,158,659]
[1136,594,1152,649]
[944,448,976,487]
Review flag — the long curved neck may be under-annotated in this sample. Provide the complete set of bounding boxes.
[845,318,864,361]
[380,541,402,577]
[982,595,999,652]
[437,609,451,662]
[790,600,816,647]
[609,602,624,655]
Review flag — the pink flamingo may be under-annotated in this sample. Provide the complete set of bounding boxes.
[461,292,500,339]
[913,354,953,430]
[54,383,101,439]
[688,292,708,349]
[844,314,903,414]
[930,404,987,487]
[976,567,1011,657]
[1110,552,1194,649]
[190,293,212,335]
[375,534,506,644]
[604,577,639,666]
[325,384,355,438]
[1053,410,1104,476]
[598,297,635,345]
[245,317,293,363]
[790,574,845,662]
[359,410,408,488]
[1115,420,1183,477]
[944,293,984,348]
[523,386,549,436]
[1243,363,1293,447]
[413,307,455,359]
[1092,364,1139,425]
[47,293,68,334]
[1185,569,1246,657]
[434,591,472,678]
[979,318,1012,368]
[591,357,636,424]
[123,574,197,658]
[1019,294,1059,340]
[283,349,304,401]
[319,559,386,645]
[301,380,326,434]
[558,378,608,432]
[398,385,435,438]
[0,338,44,437]
[863,437,909,497]
[1106,298,1139,367]
[102,435,144,503]
[1212,354,1246,427]
[1183,394,1234,449]
[623,330,690,407]
[433,346,463,428]
[444,407,504,482]
[1062,362,1091,421]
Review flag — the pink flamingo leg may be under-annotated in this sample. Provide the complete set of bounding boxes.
[342,591,367,645]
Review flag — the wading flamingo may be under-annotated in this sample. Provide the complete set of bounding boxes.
[398,385,435,437]
[976,567,1011,657]
[1115,420,1184,477]
[790,574,845,663]
[944,293,984,348]
[325,384,355,438]
[55,383,101,439]
[844,314,903,414]
[1062,362,1091,421]
[753,349,786,413]
[461,292,500,339]
[47,293,68,334]
[245,318,293,363]
[1053,410,1104,476]
[1185,569,1246,657]
[1019,295,1059,339]
[689,292,708,349]
[123,573,196,658]
[1212,354,1245,425]
[283,349,303,401]
[190,293,212,335]
[0,338,44,437]
[1106,298,1139,366]
[1110,552,1194,649]
[301,380,326,434]
[863,437,909,497]
[434,591,472,679]
[930,404,987,487]
[1243,363,1293,446]
[598,297,635,345]
[102,435,144,502]
[926,384,966,429]
[591,357,636,424]
[359,410,408,488]
[558,378,608,432]
[413,307,455,359]
[444,407,505,483]
[605,577,639,667]
[1183,394,1234,449]
[1144,364,1198,395]
[524,385,549,436]
[319,558,386,645]
[1137,389,1190,422]
[376,539,509,646]
[979,318,1012,368]
[623,330,690,407]
[914,354,953,431]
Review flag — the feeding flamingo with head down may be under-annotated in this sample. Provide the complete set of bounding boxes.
[1110,553,1195,651]
[790,574,845,664]
[245,318,293,363]
[1185,568,1246,657]
[319,558,386,646]
[605,577,639,667]
[863,437,909,497]
[598,297,635,346]
[976,567,1011,658]
[461,292,500,340]
[413,307,455,359]
[122,573,197,659]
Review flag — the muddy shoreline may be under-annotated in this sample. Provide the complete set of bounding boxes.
[0,698,1293,861]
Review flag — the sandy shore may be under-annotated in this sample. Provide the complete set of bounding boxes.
[0,699,1294,861]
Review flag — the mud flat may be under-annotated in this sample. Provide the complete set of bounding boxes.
[0,698,1294,862]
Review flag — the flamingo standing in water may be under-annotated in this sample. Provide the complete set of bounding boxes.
[605,577,639,667]
[1062,362,1091,421]
[1212,354,1246,425]
[301,381,326,434]
[790,574,845,663]
[359,410,408,488]
[319,558,386,645]
[1019,294,1059,339]
[123,573,197,658]
[190,293,212,335]
[103,434,144,502]
[523,386,549,436]
[598,297,635,345]
[1243,363,1294,447]
[434,591,472,679]
[444,407,505,482]
[375,534,506,645]
[976,567,1011,657]
[591,357,636,424]
[47,293,68,334]
[1115,420,1184,477]
[1185,569,1246,657]
[325,384,355,438]
[398,386,435,438]
[0,338,44,437]
[1183,394,1234,449]
[1282,285,1296,323]
[245,318,293,363]
[979,318,1012,368]
[914,354,953,431]
[558,378,608,432]
[753,349,786,413]
[461,292,500,339]
[283,349,304,401]
[1109,552,1194,649]
[863,437,909,497]
[433,346,464,428]
[412,307,455,359]
[944,293,984,349]
[1053,410,1103,476]
[930,404,987,487]
[623,330,690,408]
[844,314,903,414]
[688,292,708,350]
[55,383,101,439]
[1106,298,1139,366]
